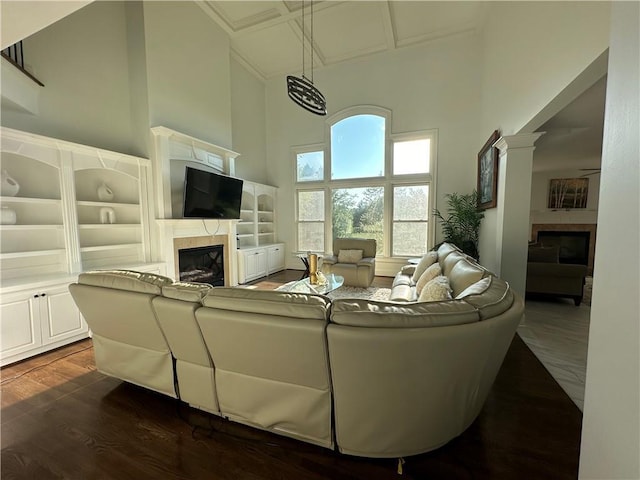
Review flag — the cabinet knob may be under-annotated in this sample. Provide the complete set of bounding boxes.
[34,294,39,298]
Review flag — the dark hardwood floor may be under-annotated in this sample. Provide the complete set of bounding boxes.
[1,271,582,479]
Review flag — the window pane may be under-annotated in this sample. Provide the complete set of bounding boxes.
[297,151,324,182]
[298,222,324,252]
[332,187,384,255]
[392,223,429,256]
[298,191,324,221]
[393,139,430,175]
[393,185,429,221]
[331,115,385,179]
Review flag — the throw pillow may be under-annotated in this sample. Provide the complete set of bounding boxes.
[411,251,439,283]
[338,249,363,264]
[418,275,453,302]
[415,263,442,294]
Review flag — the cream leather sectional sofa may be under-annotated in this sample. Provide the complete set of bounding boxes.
[69,243,523,459]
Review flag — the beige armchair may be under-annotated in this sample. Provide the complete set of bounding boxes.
[322,238,376,287]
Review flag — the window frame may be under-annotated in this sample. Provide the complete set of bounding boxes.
[293,106,437,258]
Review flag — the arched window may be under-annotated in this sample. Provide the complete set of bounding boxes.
[294,106,436,262]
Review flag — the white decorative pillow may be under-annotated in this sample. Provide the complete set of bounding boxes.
[418,275,453,302]
[411,251,439,283]
[338,249,363,264]
[455,276,492,299]
[415,263,442,294]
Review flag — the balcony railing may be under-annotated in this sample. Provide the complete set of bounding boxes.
[1,40,44,86]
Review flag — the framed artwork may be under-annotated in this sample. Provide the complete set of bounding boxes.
[548,178,589,209]
[477,130,500,210]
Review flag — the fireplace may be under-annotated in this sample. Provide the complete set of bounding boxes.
[531,223,596,275]
[178,244,224,286]
[536,231,589,266]
[172,234,231,286]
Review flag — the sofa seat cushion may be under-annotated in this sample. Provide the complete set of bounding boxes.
[411,251,439,283]
[162,281,212,302]
[330,298,478,328]
[418,276,452,302]
[203,287,330,320]
[448,259,487,297]
[457,276,514,319]
[77,269,173,295]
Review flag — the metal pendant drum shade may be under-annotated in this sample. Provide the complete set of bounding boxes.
[287,75,326,116]
[286,0,327,116]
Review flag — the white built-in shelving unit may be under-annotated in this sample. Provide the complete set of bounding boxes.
[0,127,161,366]
[237,181,284,283]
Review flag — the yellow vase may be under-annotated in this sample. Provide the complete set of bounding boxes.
[308,253,318,284]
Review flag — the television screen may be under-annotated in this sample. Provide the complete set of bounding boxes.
[183,166,243,219]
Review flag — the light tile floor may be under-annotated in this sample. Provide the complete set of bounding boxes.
[518,299,591,411]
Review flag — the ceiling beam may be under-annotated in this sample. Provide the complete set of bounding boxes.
[379,1,397,51]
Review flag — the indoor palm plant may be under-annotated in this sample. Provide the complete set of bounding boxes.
[433,191,484,260]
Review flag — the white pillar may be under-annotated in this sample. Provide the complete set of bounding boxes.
[493,133,544,295]
[579,1,640,478]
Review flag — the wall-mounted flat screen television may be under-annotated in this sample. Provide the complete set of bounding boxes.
[183,166,243,219]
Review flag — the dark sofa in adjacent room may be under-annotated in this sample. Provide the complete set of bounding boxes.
[525,244,588,306]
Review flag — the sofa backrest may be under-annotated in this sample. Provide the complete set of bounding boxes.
[326,289,524,458]
[196,288,334,448]
[152,282,219,413]
[68,270,176,397]
[333,237,377,258]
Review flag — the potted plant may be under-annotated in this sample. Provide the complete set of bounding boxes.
[433,191,484,260]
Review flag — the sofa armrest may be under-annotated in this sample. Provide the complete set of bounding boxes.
[323,255,338,266]
[356,257,375,268]
[401,264,416,276]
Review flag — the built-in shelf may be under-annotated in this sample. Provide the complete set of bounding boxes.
[78,224,140,229]
[1,224,63,230]
[0,248,66,259]
[76,200,139,208]
[80,243,142,253]
[1,196,61,204]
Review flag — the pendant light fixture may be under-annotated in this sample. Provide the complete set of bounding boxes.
[286,0,327,116]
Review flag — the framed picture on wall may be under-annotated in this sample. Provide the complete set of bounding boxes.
[477,130,500,210]
[548,177,589,209]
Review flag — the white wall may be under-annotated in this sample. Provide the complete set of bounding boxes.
[143,1,232,150]
[1,1,136,154]
[231,58,267,184]
[478,1,610,275]
[579,2,640,477]
[530,169,600,228]
[265,34,483,267]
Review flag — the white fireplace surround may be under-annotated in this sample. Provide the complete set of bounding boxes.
[157,219,238,286]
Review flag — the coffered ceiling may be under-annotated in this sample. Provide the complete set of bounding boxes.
[197,1,489,79]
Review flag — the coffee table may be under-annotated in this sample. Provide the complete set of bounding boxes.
[277,274,344,295]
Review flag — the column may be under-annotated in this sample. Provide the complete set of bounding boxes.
[493,132,544,296]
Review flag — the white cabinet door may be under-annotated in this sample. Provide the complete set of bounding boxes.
[0,291,41,361]
[0,282,89,366]
[268,244,285,274]
[255,250,267,278]
[39,284,87,346]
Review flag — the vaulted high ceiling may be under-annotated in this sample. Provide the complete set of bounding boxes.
[198,1,489,79]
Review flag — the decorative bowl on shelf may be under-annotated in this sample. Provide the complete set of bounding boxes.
[1,170,20,197]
